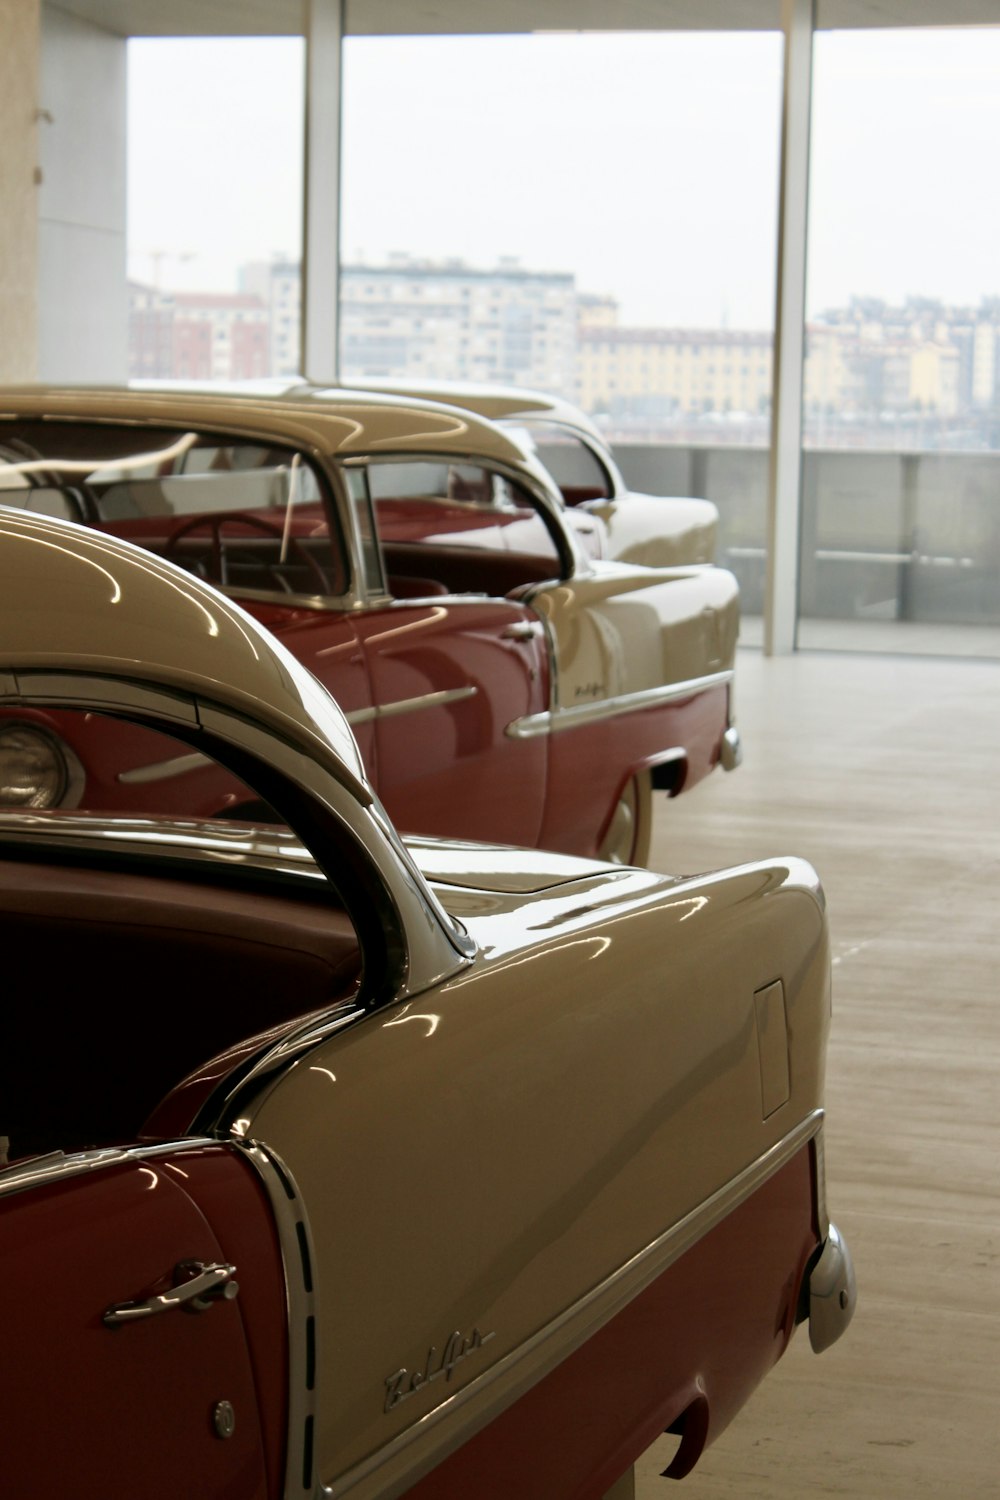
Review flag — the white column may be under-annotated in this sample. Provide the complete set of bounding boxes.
[37,3,128,382]
[765,0,815,655]
[301,0,344,383]
[0,0,40,381]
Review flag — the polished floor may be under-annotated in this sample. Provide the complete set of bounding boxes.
[632,645,1000,1498]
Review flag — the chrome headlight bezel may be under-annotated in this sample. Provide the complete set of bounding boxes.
[0,723,86,810]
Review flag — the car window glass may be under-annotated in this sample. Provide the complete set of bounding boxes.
[364,458,562,598]
[503,421,613,500]
[0,422,349,598]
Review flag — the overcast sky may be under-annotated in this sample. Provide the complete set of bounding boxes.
[127,26,1000,329]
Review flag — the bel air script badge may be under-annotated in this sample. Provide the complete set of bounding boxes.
[384,1327,496,1414]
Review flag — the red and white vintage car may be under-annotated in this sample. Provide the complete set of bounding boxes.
[0,510,852,1499]
[346,379,720,570]
[0,386,741,864]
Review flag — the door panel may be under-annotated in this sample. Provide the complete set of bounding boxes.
[244,601,376,772]
[0,1155,270,1500]
[353,599,548,847]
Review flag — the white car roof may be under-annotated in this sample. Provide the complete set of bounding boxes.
[329,379,608,446]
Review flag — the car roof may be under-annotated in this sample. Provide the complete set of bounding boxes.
[0,503,368,789]
[0,383,539,470]
[331,378,607,445]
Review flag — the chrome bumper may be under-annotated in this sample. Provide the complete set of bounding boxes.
[808,1221,857,1353]
[719,725,742,772]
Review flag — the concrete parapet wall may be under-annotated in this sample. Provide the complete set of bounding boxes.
[615,442,1000,627]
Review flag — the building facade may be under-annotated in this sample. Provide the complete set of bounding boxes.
[126,262,1000,448]
[339,257,577,394]
[128,284,270,381]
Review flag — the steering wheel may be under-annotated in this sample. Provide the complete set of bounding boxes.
[162,511,328,593]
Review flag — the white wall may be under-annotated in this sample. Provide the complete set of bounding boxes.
[37,3,127,381]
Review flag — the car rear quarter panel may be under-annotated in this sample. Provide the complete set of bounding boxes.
[529,562,739,709]
[239,856,829,1496]
[539,681,731,856]
[586,493,719,569]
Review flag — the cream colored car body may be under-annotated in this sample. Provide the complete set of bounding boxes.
[250,848,830,1497]
[0,511,851,1500]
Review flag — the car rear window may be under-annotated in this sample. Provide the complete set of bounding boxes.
[0,420,349,599]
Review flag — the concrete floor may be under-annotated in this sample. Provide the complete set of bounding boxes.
[632,646,1000,1498]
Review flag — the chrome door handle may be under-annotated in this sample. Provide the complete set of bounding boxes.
[501,621,543,642]
[104,1261,239,1327]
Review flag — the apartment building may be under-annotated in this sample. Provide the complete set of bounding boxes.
[128,285,270,381]
[240,259,301,376]
[576,322,773,421]
[127,263,999,439]
[339,257,577,394]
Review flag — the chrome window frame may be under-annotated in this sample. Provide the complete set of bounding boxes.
[337,449,592,602]
[1,670,474,999]
[501,417,627,503]
[0,413,364,614]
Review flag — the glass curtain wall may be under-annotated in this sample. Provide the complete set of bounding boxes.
[339,29,783,592]
[126,39,305,384]
[124,25,1000,658]
[798,27,1000,656]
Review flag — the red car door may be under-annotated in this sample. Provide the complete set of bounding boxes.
[0,1149,277,1500]
[345,458,556,847]
[352,595,548,847]
[241,600,376,772]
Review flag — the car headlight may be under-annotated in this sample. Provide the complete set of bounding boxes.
[0,725,74,808]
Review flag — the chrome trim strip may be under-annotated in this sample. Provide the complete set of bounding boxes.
[117,750,213,785]
[0,1137,218,1200]
[322,1109,824,1500]
[9,669,200,726]
[217,583,353,612]
[204,1001,367,1138]
[506,670,734,740]
[345,686,477,727]
[237,1142,320,1500]
[0,812,326,882]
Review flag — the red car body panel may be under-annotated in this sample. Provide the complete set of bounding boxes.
[351,597,549,847]
[0,1147,283,1500]
[539,683,730,856]
[399,1145,819,1500]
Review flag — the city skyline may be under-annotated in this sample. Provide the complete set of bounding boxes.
[128,257,1000,453]
[127,26,1000,331]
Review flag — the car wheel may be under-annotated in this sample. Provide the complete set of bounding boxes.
[598,771,652,866]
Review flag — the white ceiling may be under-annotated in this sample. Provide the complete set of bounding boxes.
[46,0,1000,39]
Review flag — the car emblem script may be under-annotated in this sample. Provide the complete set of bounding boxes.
[384,1327,497,1413]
